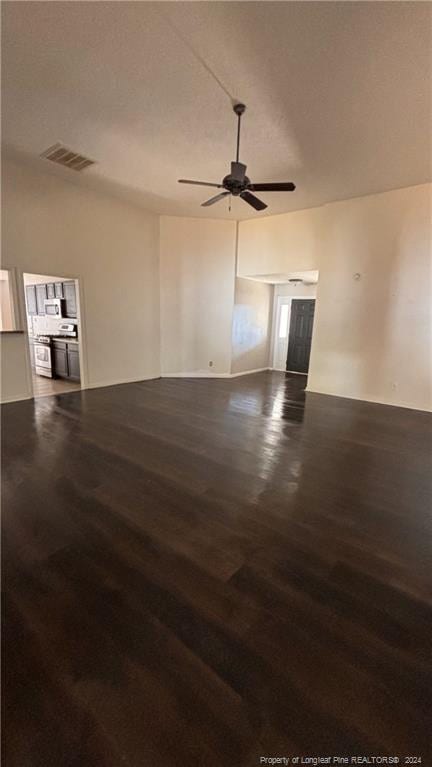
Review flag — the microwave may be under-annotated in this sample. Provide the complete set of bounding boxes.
[44,298,64,317]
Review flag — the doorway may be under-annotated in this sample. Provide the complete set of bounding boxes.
[272,288,317,375]
[23,272,84,398]
[286,299,315,373]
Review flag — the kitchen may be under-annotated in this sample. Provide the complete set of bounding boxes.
[24,272,83,397]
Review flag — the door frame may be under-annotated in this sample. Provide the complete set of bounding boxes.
[20,270,88,398]
[271,294,316,372]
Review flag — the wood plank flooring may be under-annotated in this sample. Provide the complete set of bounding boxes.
[31,372,81,398]
[2,371,432,765]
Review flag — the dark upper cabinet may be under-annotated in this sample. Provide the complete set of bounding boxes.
[46,283,55,299]
[36,284,47,315]
[63,281,77,318]
[67,348,80,381]
[25,285,37,316]
[54,282,64,298]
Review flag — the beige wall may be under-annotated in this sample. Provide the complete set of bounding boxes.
[160,216,236,375]
[239,184,432,410]
[309,185,432,409]
[0,271,14,331]
[1,158,160,402]
[237,206,324,277]
[1,332,32,403]
[231,278,273,374]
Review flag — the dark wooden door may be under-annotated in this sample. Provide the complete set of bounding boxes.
[25,285,37,316]
[63,281,77,318]
[36,284,47,315]
[286,299,315,374]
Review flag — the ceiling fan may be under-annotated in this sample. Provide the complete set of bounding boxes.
[178,103,296,211]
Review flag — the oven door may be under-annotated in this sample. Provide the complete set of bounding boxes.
[35,343,52,377]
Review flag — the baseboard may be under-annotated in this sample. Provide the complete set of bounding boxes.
[162,367,270,379]
[230,367,270,378]
[305,386,432,413]
[161,371,231,378]
[1,393,33,405]
[271,368,307,375]
[84,374,161,390]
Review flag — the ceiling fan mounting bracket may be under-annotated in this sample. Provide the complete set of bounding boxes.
[233,103,246,116]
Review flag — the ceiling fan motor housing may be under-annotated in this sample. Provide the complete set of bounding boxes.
[222,174,250,195]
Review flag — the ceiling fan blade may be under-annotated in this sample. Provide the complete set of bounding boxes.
[247,182,296,192]
[178,179,223,188]
[230,161,247,182]
[201,191,230,207]
[240,191,267,211]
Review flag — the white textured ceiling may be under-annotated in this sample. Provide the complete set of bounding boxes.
[2,1,431,220]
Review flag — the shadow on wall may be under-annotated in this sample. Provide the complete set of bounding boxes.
[231,278,273,375]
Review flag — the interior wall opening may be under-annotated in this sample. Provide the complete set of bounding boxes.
[271,271,319,377]
[23,272,84,398]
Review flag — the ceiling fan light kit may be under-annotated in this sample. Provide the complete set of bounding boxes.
[178,103,296,212]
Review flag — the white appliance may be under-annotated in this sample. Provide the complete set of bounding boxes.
[44,297,64,318]
[34,337,52,378]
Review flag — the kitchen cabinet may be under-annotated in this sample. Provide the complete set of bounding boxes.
[52,342,68,378]
[46,283,55,299]
[36,284,47,315]
[67,348,80,381]
[54,282,63,298]
[25,285,37,316]
[63,281,77,318]
[52,340,80,381]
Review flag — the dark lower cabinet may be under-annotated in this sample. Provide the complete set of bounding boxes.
[52,341,80,382]
[67,348,80,381]
[53,343,68,378]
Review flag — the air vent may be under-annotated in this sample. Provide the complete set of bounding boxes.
[40,143,96,171]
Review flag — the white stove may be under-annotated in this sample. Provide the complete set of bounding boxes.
[34,336,53,378]
[33,323,78,377]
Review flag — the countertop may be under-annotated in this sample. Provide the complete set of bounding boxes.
[29,335,79,345]
[53,337,79,345]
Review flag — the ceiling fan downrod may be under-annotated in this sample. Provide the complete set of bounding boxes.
[233,102,246,163]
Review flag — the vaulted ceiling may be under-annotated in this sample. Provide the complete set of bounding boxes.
[2,1,431,219]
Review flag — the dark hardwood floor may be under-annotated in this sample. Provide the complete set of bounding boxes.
[2,371,432,765]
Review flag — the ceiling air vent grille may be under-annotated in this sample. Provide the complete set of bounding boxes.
[40,143,96,171]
